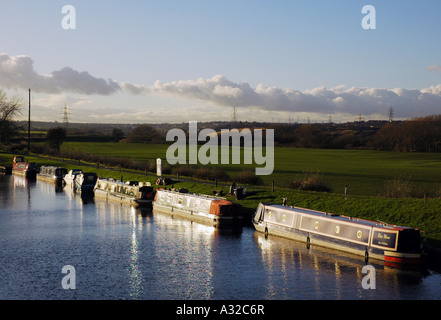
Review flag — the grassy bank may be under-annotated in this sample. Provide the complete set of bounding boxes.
[2,150,441,247]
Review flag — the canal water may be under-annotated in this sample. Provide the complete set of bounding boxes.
[1,174,440,300]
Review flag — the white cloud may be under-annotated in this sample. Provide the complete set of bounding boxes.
[2,53,441,120]
[0,53,120,95]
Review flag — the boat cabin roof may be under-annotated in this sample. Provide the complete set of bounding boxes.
[40,165,66,170]
[260,202,414,230]
[157,188,226,201]
[97,178,150,187]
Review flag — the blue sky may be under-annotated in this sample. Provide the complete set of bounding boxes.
[1,0,441,123]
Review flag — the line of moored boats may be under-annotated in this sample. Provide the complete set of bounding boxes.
[7,155,427,267]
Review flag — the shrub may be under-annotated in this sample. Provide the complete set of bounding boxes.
[379,177,413,198]
[287,171,331,192]
[234,170,263,185]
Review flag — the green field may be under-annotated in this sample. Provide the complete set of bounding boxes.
[2,144,441,247]
[60,142,441,197]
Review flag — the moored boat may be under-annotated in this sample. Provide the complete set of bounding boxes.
[153,189,243,228]
[63,169,83,186]
[252,202,425,265]
[37,166,68,184]
[12,156,37,178]
[94,178,155,208]
[74,172,98,194]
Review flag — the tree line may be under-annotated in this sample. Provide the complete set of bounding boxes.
[2,89,441,153]
[270,115,441,152]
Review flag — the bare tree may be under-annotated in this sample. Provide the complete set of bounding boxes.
[0,89,23,146]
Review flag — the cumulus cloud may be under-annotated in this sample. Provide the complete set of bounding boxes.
[2,53,441,119]
[0,53,120,95]
[146,75,441,118]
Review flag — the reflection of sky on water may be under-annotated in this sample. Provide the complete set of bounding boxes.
[253,231,436,300]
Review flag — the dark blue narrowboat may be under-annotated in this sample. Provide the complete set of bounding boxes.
[74,172,98,194]
[252,202,425,265]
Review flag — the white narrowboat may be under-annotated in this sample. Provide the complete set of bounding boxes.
[253,202,425,266]
[153,189,243,228]
[94,178,155,208]
[37,166,68,184]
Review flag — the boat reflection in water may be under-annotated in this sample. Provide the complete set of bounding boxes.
[93,197,153,299]
[150,209,218,299]
[12,174,32,189]
[253,231,429,299]
[63,179,95,205]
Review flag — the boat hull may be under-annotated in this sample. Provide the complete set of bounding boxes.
[95,189,152,208]
[154,202,217,227]
[37,174,64,184]
[12,169,36,178]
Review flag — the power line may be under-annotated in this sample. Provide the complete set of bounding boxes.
[63,102,69,129]
[231,107,237,122]
[388,106,394,122]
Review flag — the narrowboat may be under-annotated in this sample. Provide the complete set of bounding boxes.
[94,178,155,208]
[37,166,68,184]
[63,169,83,185]
[74,172,98,194]
[153,189,243,228]
[252,202,425,265]
[12,156,37,178]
